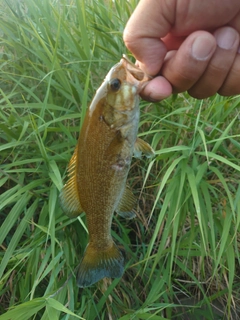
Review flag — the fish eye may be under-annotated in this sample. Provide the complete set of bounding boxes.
[110,78,121,91]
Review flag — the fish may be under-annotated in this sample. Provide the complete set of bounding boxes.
[59,55,154,288]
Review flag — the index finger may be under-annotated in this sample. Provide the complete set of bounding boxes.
[123,0,173,75]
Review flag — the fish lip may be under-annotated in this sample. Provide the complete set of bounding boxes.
[120,54,152,93]
[106,55,152,94]
[121,54,152,80]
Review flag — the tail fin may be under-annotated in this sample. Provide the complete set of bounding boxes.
[77,242,124,288]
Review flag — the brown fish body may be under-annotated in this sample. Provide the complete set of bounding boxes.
[77,65,140,244]
[60,56,153,287]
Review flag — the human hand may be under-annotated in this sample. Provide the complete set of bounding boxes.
[123,0,240,101]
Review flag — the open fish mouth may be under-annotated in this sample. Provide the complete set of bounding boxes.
[120,54,152,93]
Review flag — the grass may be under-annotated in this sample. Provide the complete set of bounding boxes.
[0,0,240,319]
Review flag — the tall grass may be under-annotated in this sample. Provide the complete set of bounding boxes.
[0,0,240,319]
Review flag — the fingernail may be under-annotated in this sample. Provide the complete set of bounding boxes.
[147,97,161,103]
[191,36,215,60]
[214,27,238,50]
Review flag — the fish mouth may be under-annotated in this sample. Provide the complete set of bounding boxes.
[120,54,152,92]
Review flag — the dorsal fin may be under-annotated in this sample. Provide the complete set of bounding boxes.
[59,145,83,218]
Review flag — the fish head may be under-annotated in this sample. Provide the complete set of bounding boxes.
[89,55,151,130]
[88,55,151,130]
[103,55,151,113]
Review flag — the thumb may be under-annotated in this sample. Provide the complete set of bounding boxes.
[123,0,173,75]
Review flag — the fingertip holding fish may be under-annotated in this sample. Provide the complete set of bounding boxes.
[60,55,154,288]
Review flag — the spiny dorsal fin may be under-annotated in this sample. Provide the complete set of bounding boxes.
[77,242,124,288]
[116,186,136,219]
[134,137,155,158]
[59,145,83,218]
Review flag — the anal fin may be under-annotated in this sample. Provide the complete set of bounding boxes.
[116,186,136,219]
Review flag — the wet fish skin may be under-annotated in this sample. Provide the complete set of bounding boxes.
[60,56,154,288]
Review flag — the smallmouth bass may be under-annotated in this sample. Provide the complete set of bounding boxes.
[60,55,154,288]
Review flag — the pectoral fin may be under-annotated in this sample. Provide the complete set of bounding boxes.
[134,137,155,158]
[116,186,136,219]
[59,145,83,218]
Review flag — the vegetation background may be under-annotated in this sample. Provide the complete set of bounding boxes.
[0,0,240,319]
